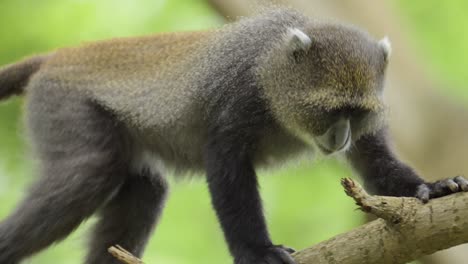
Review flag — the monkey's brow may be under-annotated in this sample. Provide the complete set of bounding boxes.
[326,106,364,113]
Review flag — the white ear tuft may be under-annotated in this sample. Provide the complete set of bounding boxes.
[287,28,312,52]
[379,36,392,60]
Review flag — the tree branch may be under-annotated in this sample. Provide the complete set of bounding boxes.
[109,178,468,264]
[293,179,468,264]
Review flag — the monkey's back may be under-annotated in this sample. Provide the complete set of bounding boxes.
[26,31,216,173]
[25,8,313,174]
[38,31,208,125]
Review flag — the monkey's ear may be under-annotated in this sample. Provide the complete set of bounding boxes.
[286,28,312,62]
[379,36,392,62]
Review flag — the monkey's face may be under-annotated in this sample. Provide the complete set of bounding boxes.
[309,107,380,155]
[257,24,390,154]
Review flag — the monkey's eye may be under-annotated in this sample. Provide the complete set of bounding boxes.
[328,107,370,119]
[345,107,369,116]
[292,50,306,63]
[319,109,343,122]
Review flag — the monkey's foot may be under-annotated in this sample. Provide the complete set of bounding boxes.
[236,244,296,264]
[416,176,468,203]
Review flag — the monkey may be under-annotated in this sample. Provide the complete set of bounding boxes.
[0,7,467,264]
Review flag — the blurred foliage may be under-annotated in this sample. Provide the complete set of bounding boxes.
[398,0,468,100]
[0,0,466,263]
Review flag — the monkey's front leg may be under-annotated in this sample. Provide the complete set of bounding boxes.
[348,129,468,202]
[204,145,296,264]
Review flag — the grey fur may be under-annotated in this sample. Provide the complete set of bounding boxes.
[21,8,386,174]
[0,7,391,263]
[0,86,132,263]
[86,170,167,264]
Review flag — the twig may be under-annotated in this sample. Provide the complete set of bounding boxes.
[108,245,144,264]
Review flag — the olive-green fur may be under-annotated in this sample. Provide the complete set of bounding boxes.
[0,7,388,170]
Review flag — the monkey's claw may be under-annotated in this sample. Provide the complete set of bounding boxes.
[454,176,468,191]
[262,245,296,264]
[276,244,296,254]
[236,245,296,264]
[416,176,468,203]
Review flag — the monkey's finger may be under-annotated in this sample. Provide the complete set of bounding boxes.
[446,179,459,192]
[276,250,296,264]
[429,179,459,198]
[265,246,296,264]
[276,244,296,254]
[454,176,468,191]
[416,184,430,203]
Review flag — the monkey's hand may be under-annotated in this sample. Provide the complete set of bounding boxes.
[416,176,468,203]
[235,245,296,264]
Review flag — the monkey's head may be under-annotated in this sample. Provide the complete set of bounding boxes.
[257,22,391,155]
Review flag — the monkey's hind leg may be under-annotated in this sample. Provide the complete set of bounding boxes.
[86,169,168,264]
[0,89,130,263]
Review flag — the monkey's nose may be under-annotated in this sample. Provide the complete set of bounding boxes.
[316,118,351,153]
[332,119,351,150]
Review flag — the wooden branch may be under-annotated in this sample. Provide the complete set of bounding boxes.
[108,245,143,264]
[292,179,468,264]
[109,178,468,264]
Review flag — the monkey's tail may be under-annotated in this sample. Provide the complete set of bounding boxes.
[0,54,50,100]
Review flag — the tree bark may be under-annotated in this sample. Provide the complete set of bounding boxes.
[110,179,468,264]
[293,179,468,264]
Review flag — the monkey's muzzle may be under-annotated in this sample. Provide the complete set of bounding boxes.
[315,118,351,154]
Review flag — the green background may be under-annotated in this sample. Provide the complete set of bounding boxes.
[0,1,466,263]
